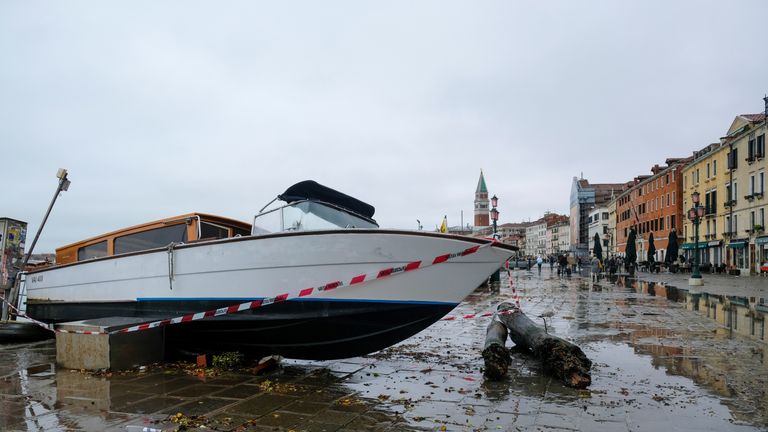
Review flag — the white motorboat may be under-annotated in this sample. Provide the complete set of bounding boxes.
[24,181,515,359]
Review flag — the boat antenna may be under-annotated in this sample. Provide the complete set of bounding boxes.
[258,196,279,214]
[4,168,70,321]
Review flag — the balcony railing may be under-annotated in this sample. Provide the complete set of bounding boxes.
[745,194,756,201]
[724,200,737,208]
[746,226,765,235]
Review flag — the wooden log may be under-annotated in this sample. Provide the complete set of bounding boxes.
[496,302,592,388]
[482,320,510,380]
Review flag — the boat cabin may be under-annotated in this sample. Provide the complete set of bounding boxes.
[55,213,252,265]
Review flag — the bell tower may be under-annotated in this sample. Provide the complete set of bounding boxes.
[474,170,490,229]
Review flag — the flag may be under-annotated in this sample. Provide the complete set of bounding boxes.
[440,216,448,233]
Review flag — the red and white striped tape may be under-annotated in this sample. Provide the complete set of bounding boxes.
[0,295,54,331]
[5,241,496,336]
[507,269,521,309]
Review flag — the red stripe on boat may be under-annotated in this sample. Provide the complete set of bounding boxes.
[350,274,366,284]
[324,281,341,291]
[275,293,289,302]
[377,268,393,278]
[433,254,450,264]
[299,288,314,297]
[227,305,241,314]
[462,245,480,256]
[405,261,421,271]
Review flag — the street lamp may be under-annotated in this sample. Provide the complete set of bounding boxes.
[490,196,500,284]
[490,195,499,240]
[688,191,705,286]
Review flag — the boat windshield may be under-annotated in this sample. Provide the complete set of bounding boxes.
[252,200,378,234]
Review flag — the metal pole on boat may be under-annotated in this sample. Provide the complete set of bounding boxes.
[2,169,70,321]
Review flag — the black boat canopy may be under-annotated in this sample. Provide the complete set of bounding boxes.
[278,180,376,219]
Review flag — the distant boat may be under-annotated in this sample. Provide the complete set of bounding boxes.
[24,180,515,360]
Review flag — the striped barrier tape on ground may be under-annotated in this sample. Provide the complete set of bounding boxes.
[4,241,496,336]
[507,269,521,309]
[0,295,54,331]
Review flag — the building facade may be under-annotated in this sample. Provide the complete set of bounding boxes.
[616,159,688,262]
[570,177,628,256]
[525,220,547,257]
[682,112,768,274]
[680,143,729,268]
[587,206,609,256]
[547,218,570,255]
[497,222,531,252]
[606,197,617,257]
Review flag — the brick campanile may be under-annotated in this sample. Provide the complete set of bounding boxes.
[474,170,490,228]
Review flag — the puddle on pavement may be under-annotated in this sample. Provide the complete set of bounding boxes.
[1,272,768,431]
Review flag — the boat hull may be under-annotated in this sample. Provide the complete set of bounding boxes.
[28,299,455,359]
[25,230,514,359]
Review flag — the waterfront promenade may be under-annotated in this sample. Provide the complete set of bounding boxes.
[1,270,766,431]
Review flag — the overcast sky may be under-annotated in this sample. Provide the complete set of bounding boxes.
[2,1,767,253]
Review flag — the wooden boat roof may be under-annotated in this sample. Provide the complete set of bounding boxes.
[55,213,252,253]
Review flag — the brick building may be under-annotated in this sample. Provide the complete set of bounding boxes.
[616,158,690,261]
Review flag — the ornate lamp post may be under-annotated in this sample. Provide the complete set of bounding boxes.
[688,191,705,286]
[489,195,500,284]
[490,195,499,240]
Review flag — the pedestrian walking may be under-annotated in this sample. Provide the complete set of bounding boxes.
[566,253,575,277]
[591,255,600,281]
[537,255,543,275]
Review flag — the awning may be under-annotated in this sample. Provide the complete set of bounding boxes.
[681,242,707,250]
[728,240,747,249]
[756,236,768,245]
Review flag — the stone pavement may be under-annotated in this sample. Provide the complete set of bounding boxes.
[1,270,767,431]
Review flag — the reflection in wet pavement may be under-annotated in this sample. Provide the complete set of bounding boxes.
[1,271,767,431]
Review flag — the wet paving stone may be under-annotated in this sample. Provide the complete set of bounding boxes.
[167,383,228,397]
[212,383,263,399]
[116,395,186,414]
[225,392,299,417]
[253,410,310,428]
[282,399,331,415]
[309,408,359,426]
[171,396,237,416]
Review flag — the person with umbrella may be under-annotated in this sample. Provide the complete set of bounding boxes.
[647,232,656,273]
[664,229,679,273]
[592,232,603,281]
[625,228,637,276]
